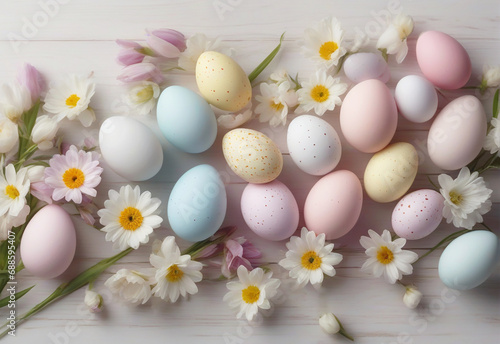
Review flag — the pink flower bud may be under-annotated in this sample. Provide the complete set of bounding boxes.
[146,29,186,58]
[221,237,262,278]
[17,63,44,103]
[117,62,164,84]
[117,49,145,66]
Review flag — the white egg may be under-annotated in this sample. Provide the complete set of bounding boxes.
[99,116,163,181]
[395,75,438,123]
[287,115,341,176]
[343,52,390,84]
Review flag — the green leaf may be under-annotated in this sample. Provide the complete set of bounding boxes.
[493,89,499,119]
[248,33,285,84]
[0,285,35,308]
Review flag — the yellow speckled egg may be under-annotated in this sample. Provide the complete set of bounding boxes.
[222,128,283,183]
[196,51,252,112]
[364,142,418,203]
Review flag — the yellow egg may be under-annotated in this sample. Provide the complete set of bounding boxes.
[222,128,283,183]
[364,142,418,203]
[196,51,252,112]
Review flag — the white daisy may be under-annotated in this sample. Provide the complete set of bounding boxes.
[484,118,500,155]
[104,268,153,304]
[300,16,347,70]
[360,229,418,284]
[0,82,31,123]
[0,204,30,242]
[98,185,162,250]
[178,33,234,72]
[43,74,96,126]
[223,265,280,321]
[255,82,290,127]
[44,145,103,204]
[123,81,160,116]
[438,167,493,229]
[376,14,414,64]
[150,236,203,303]
[296,70,347,116]
[279,227,343,288]
[0,164,30,217]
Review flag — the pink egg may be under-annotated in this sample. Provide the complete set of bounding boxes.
[20,205,76,279]
[392,189,444,240]
[416,31,471,90]
[304,170,363,240]
[241,180,299,241]
[340,79,397,153]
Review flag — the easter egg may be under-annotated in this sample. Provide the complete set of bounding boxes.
[99,116,163,181]
[392,189,444,240]
[343,52,390,84]
[416,31,471,90]
[20,205,76,279]
[222,128,283,184]
[196,51,252,112]
[340,79,397,153]
[287,115,342,176]
[427,95,487,170]
[439,231,500,290]
[168,164,227,242]
[304,170,363,240]
[395,75,438,123]
[241,180,299,241]
[364,142,419,203]
[156,85,217,153]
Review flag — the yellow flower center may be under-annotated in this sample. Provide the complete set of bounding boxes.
[269,101,284,112]
[119,207,144,231]
[301,251,322,270]
[166,264,184,283]
[65,94,80,108]
[319,41,339,60]
[62,168,85,189]
[241,285,260,304]
[449,191,463,205]
[310,85,330,103]
[376,246,394,265]
[5,185,20,199]
[135,86,154,103]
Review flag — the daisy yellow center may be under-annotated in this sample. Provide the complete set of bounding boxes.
[301,251,322,270]
[449,191,463,205]
[62,168,85,189]
[119,207,143,231]
[166,264,184,283]
[241,285,260,304]
[270,101,284,112]
[319,41,339,60]
[65,94,80,108]
[5,185,19,199]
[310,85,330,103]
[376,246,394,265]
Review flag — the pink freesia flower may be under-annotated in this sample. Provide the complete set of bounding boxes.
[221,237,262,278]
[117,62,164,84]
[30,181,54,204]
[146,29,186,58]
[17,63,44,103]
[116,40,147,66]
[44,145,103,204]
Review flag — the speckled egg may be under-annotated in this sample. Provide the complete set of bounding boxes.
[287,115,342,176]
[392,189,444,240]
[196,51,252,112]
[241,180,299,241]
[222,128,283,184]
[364,142,419,203]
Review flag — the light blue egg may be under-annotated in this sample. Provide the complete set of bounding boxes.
[157,86,217,153]
[168,164,227,242]
[438,230,500,290]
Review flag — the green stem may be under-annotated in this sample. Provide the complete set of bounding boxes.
[334,315,354,341]
[427,176,439,190]
[0,285,35,308]
[248,33,285,84]
[480,222,493,232]
[414,229,469,264]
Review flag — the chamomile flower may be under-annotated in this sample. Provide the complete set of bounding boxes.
[0,164,30,217]
[43,74,96,126]
[98,185,162,250]
[484,118,500,155]
[279,227,343,288]
[178,33,233,72]
[360,229,418,284]
[376,14,414,63]
[150,236,203,303]
[105,268,153,304]
[123,81,160,116]
[438,167,492,229]
[223,265,280,321]
[296,70,347,116]
[255,82,290,127]
[44,145,103,204]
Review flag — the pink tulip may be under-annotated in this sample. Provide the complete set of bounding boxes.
[221,237,262,278]
[146,29,186,58]
[17,63,44,103]
[116,39,147,66]
[30,181,54,204]
[117,62,164,84]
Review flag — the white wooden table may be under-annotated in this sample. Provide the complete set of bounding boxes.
[1,0,499,343]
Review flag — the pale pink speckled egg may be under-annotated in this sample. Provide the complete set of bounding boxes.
[241,180,299,241]
[392,189,444,240]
